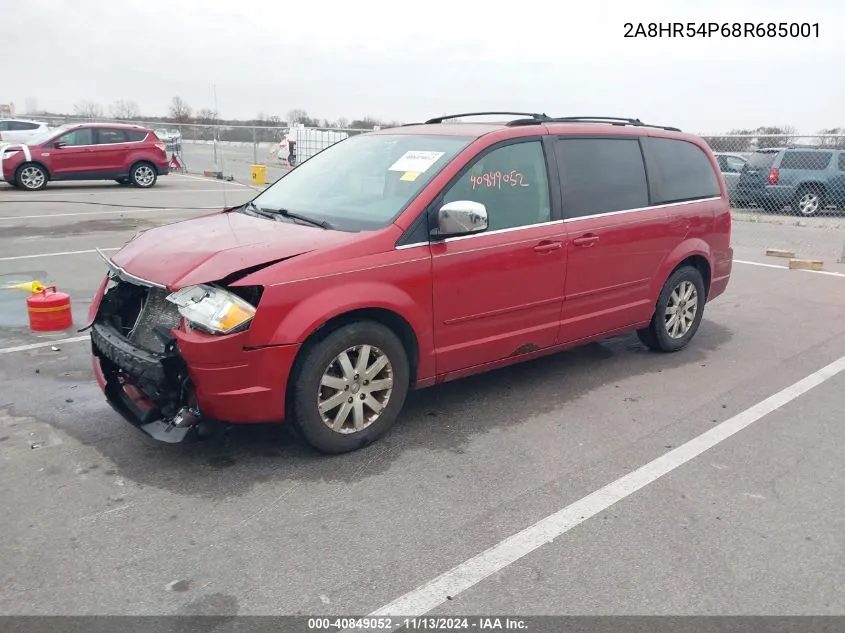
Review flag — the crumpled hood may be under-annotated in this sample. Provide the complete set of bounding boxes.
[110,210,355,289]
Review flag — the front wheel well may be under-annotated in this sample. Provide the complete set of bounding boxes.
[15,161,51,180]
[672,255,711,301]
[287,307,420,403]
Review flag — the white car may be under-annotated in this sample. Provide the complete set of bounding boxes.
[0,118,51,144]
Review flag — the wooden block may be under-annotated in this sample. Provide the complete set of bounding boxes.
[788,259,824,271]
[765,248,795,258]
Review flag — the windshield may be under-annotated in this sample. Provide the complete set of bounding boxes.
[250,133,473,231]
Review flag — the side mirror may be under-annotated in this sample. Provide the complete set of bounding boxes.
[53,141,66,149]
[432,200,488,239]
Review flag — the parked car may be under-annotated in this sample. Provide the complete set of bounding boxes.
[155,128,182,152]
[87,113,733,453]
[0,122,169,190]
[734,147,845,215]
[0,118,51,144]
[714,152,747,204]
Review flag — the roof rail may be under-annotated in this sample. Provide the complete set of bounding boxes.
[507,116,681,132]
[424,111,549,124]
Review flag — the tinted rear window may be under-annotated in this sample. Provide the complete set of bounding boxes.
[746,151,778,169]
[125,130,148,142]
[645,138,720,204]
[779,151,832,170]
[555,138,649,217]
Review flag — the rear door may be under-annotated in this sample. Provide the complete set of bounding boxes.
[555,135,672,342]
[430,137,568,374]
[94,127,131,174]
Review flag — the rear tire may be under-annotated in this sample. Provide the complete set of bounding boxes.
[637,266,706,353]
[129,162,157,188]
[793,187,823,217]
[14,163,48,191]
[289,321,410,454]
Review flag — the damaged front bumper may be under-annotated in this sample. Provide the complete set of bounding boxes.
[91,320,200,443]
[89,273,300,444]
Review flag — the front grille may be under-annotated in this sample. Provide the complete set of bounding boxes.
[128,287,182,354]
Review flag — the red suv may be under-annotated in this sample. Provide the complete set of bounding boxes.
[1,122,169,190]
[86,113,732,453]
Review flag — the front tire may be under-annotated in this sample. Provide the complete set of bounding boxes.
[290,321,410,454]
[637,266,706,353]
[15,163,48,191]
[129,162,157,188]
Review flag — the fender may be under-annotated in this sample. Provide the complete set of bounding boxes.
[262,280,435,380]
[0,143,32,179]
[651,237,713,301]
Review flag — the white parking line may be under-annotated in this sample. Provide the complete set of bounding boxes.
[0,335,89,355]
[366,354,845,621]
[734,259,845,278]
[0,207,217,221]
[0,247,119,262]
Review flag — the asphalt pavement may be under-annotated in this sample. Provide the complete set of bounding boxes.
[0,176,844,620]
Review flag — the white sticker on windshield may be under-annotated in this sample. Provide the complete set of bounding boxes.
[388,150,445,174]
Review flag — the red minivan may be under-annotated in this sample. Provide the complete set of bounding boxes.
[86,113,733,453]
[1,122,169,190]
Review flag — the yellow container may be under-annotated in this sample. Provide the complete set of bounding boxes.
[251,164,267,185]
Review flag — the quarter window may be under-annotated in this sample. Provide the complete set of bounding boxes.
[779,151,832,170]
[645,137,720,204]
[441,140,551,232]
[555,138,649,218]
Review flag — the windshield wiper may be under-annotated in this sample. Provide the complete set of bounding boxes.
[242,201,332,229]
[241,200,276,219]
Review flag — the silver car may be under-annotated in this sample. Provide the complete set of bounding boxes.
[714,152,748,205]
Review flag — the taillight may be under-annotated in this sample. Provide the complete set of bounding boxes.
[767,168,779,185]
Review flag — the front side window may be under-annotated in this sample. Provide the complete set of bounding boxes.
[555,138,648,218]
[250,133,473,231]
[646,137,721,204]
[441,140,551,232]
[58,128,94,146]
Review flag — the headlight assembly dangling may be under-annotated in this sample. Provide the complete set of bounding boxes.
[165,284,256,335]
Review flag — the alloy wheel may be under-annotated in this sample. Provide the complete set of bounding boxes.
[317,345,394,433]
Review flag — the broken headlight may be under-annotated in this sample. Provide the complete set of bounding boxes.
[166,284,256,335]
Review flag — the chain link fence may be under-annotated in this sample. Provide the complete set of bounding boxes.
[30,116,372,185]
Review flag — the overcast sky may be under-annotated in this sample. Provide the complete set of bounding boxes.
[4,0,843,134]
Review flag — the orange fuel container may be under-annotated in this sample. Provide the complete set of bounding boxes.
[27,285,73,332]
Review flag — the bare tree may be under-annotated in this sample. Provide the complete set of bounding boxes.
[73,100,104,119]
[195,108,218,124]
[286,108,308,124]
[109,99,141,120]
[755,125,797,149]
[24,97,38,115]
[335,117,349,129]
[817,127,845,149]
[701,128,755,152]
[350,116,384,130]
[169,96,192,123]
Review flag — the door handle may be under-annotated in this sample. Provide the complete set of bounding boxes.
[534,240,563,253]
[572,235,600,247]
